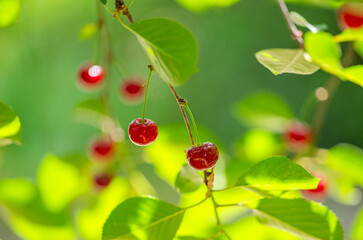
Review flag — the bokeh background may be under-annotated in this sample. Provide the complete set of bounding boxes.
[0,0,362,239]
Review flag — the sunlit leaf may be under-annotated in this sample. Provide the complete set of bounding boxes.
[305,32,344,77]
[0,0,20,28]
[328,143,363,186]
[79,23,98,40]
[255,49,319,75]
[354,41,363,58]
[37,154,89,211]
[225,215,300,240]
[78,177,129,240]
[128,18,198,86]
[334,27,363,42]
[352,205,363,240]
[235,156,319,196]
[0,179,36,207]
[103,197,185,240]
[342,65,363,87]
[233,92,294,132]
[0,102,21,145]
[177,0,239,12]
[175,164,204,193]
[234,129,283,162]
[245,198,344,240]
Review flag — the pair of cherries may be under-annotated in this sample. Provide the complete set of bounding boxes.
[78,64,144,101]
[128,118,219,171]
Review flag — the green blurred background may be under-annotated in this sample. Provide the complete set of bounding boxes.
[0,0,362,238]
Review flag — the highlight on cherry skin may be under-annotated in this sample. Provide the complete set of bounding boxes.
[78,64,104,87]
[284,121,312,152]
[128,118,158,146]
[186,142,219,171]
[94,173,113,190]
[337,3,363,29]
[120,77,144,102]
[90,137,115,161]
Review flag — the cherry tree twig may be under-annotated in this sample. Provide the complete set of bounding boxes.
[277,0,304,48]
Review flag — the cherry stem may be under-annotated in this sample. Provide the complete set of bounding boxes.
[168,85,195,145]
[184,103,201,145]
[141,66,153,123]
[277,0,304,48]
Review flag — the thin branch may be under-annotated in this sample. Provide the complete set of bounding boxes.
[168,85,195,145]
[277,0,304,48]
[210,190,232,240]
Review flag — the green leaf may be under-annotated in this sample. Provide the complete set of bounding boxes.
[128,18,198,86]
[99,0,107,5]
[177,0,239,12]
[284,0,345,8]
[102,197,185,240]
[245,198,344,240]
[256,49,319,75]
[334,27,363,42]
[175,164,203,193]
[328,143,363,186]
[233,92,294,132]
[79,23,98,40]
[304,32,344,77]
[352,205,363,240]
[342,65,363,87]
[37,154,88,211]
[174,237,205,240]
[0,102,21,145]
[235,156,319,196]
[354,41,363,58]
[0,0,20,28]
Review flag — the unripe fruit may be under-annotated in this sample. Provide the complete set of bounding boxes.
[128,118,158,146]
[90,138,115,161]
[186,142,219,171]
[338,3,363,29]
[284,121,312,152]
[94,174,113,189]
[78,64,104,87]
[120,78,144,101]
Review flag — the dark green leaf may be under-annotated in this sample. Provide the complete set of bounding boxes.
[233,92,293,132]
[103,197,185,240]
[245,198,344,240]
[175,164,204,193]
[128,18,198,86]
[0,0,20,27]
[99,0,107,5]
[235,156,319,196]
[256,49,319,75]
[0,102,21,145]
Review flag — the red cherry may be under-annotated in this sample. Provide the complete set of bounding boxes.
[78,64,104,87]
[128,118,158,146]
[302,172,327,201]
[90,138,114,161]
[284,121,312,152]
[94,174,113,189]
[120,78,144,101]
[338,4,363,29]
[186,142,219,171]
